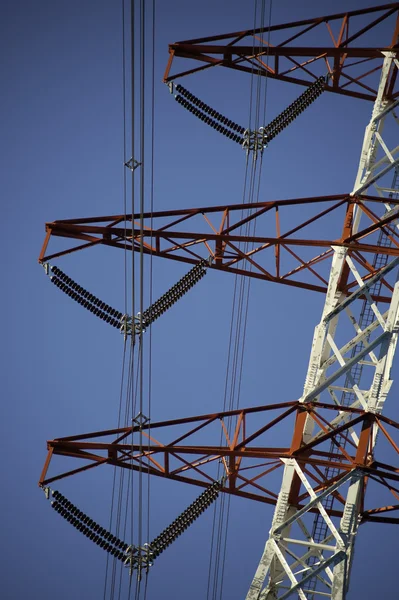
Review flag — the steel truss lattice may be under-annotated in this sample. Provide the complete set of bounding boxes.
[163,4,399,102]
[39,242,399,597]
[245,49,399,600]
[38,6,399,600]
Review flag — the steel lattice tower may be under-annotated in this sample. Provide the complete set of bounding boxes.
[38,5,399,600]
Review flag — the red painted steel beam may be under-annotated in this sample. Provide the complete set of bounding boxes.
[38,402,399,523]
[169,45,394,59]
[45,195,398,225]
[38,195,398,254]
[176,5,399,44]
[163,4,399,101]
[361,516,399,524]
[37,194,399,300]
[42,223,399,257]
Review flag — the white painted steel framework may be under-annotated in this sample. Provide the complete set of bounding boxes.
[246,53,399,600]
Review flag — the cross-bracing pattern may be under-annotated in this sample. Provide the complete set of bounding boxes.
[245,251,399,600]
[38,252,399,596]
[39,398,399,520]
[163,4,399,102]
[38,194,399,300]
[37,10,399,600]
[245,52,399,600]
[38,266,399,592]
[38,247,399,597]
[351,53,399,199]
[305,51,399,596]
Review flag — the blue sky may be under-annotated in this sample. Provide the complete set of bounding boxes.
[2,1,399,599]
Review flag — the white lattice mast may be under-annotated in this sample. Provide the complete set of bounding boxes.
[245,53,399,600]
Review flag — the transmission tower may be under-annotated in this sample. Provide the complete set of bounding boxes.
[38,5,399,600]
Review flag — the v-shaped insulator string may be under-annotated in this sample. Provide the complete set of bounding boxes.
[44,258,209,334]
[46,479,225,570]
[174,94,244,145]
[146,478,224,561]
[50,490,129,561]
[261,75,327,143]
[176,84,245,134]
[138,258,209,330]
[173,75,328,150]
[175,84,245,144]
[49,265,123,328]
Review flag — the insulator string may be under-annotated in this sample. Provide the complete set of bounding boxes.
[139,258,209,328]
[176,84,246,133]
[174,74,327,150]
[44,258,209,334]
[46,480,224,573]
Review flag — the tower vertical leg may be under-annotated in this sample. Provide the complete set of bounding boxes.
[245,53,399,600]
